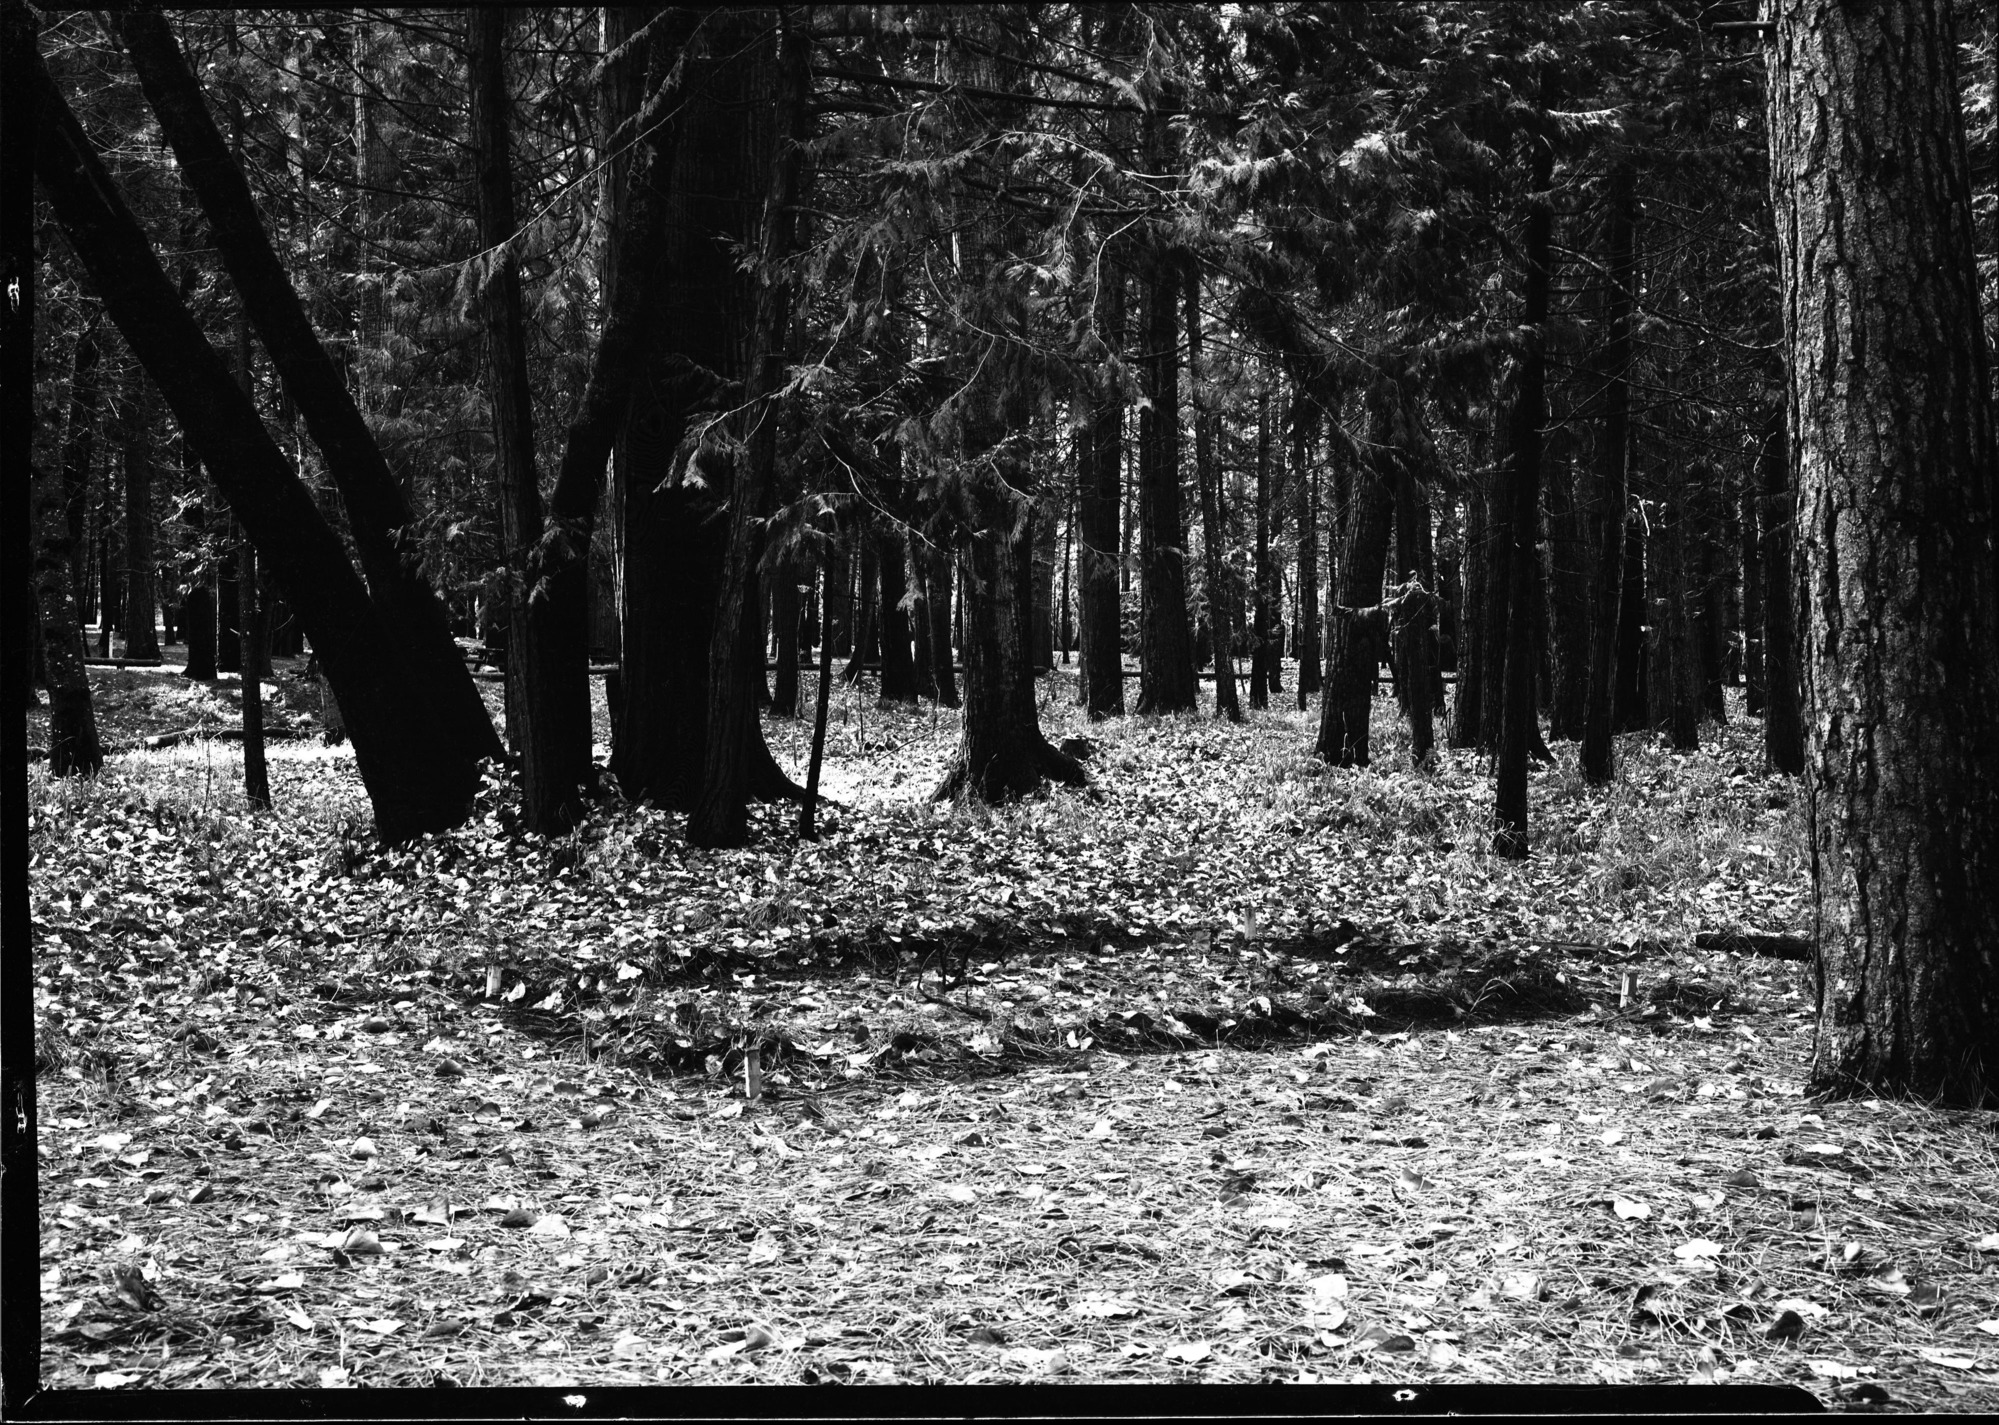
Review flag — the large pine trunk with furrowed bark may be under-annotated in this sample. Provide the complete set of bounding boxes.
[1769,0,1999,1107]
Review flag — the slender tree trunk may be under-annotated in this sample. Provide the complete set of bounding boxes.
[1581,162,1636,784]
[1187,263,1240,722]
[1250,390,1274,710]
[935,464,1085,802]
[925,542,958,707]
[1315,465,1393,767]
[1295,400,1322,704]
[1031,487,1057,672]
[1770,0,1999,1107]
[119,373,160,660]
[1391,451,1440,767]
[842,536,878,685]
[1544,450,1590,741]
[1078,262,1126,718]
[239,541,269,808]
[878,523,918,703]
[1740,475,1765,717]
[1449,462,1487,749]
[31,459,102,775]
[1613,518,1649,731]
[1494,112,1555,858]
[769,565,800,716]
[910,545,937,699]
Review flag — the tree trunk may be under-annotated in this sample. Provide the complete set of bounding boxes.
[841,536,878,685]
[1031,488,1057,671]
[1494,111,1554,858]
[878,524,918,703]
[112,11,501,763]
[31,459,102,775]
[471,6,578,835]
[688,10,812,848]
[1581,162,1636,784]
[1294,400,1322,704]
[1544,450,1590,742]
[1770,0,1999,1106]
[1391,451,1440,767]
[239,540,269,809]
[119,373,160,660]
[612,11,801,816]
[934,467,1085,803]
[1250,390,1274,710]
[1134,141,1196,715]
[58,318,100,614]
[1187,263,1240,722]
[1650,492,1701,751]
[769,565,800,716]
[1315,466,1393,767]
[1740,474,1765,717]
[181,585,216,682]
[1449,465,1487,749]
[926,542,958,707]
[1077,262,1126,718]
[1612,518,1649,732]
[31,44,480,840]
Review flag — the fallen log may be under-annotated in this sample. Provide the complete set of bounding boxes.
[1694,931,1812,961]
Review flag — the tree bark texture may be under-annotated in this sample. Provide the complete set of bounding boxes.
[1294,401,1322,704]
[1581,162,1636,784]
[1250,391,1275,710]
[690,9,812,848]
[31,461,102,775]
[119,373,160,660]
[877,523,918,703]
[1135,233,1196,714]
[613,10,800,814]
[470,6,579,835]
[1077,261,1126,718]
[1494,113,1554,859]
[1769,0,1999,1106]
[1315,465,1392,767]
[1186,264,1240,722]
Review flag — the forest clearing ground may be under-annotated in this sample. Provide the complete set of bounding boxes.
[25,661,1999,1405]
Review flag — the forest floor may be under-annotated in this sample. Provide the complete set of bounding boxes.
[25,655,1999,1407]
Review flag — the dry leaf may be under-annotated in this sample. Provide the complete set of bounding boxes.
[1612,1196,1650,1220]
[1163,1341,1210,1363]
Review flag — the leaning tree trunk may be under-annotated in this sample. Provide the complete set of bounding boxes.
[31,42,479,840]
[1769,0,1999,1107]
[113,10,500,764]
[1494,111,1554,859]
[1581,161,1636,785]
